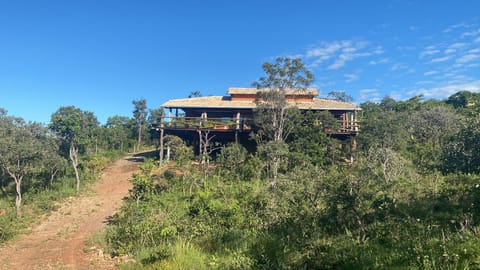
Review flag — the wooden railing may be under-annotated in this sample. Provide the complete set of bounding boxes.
[156,116,359,135]
[158,116,254,131]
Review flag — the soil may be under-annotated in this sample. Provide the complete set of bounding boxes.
[0,153,145,270]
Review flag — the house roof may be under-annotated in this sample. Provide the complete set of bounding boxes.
[161,95,360,111]
[227,87,318,96]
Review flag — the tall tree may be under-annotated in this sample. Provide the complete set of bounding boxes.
[0,112,45,216]
[327,90,353,102]
[41,137,67,188]
[132,99,148,152]
[252,57,314,180]
[49,106,99,193]
[188,91,202,98]
[149,108,165,165]
[442,118,480,174]
[106,115,133,152]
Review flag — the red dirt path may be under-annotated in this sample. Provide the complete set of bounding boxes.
[0,154,143,270]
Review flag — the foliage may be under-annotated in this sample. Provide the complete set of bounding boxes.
[287,111,338,167]
[252,57,314,89]
[4,78,480,269]
[106,90,480,269]
[132,99,148,150]
[441,118,480,174]
[50,106,100,193]
[252,57,314,181]
[0,102,144,244]
[327,90,353,102]
[0,114,50,215]
[105,115,135,152]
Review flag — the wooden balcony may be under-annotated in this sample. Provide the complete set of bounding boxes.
[157,116,253,132]
[155,116,359,137]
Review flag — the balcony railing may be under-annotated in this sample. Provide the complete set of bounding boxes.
[156,116,359,135]
[158,116,253,132]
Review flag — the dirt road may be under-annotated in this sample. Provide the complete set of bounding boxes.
[0,154,143,270]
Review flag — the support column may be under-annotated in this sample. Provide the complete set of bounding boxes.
[236,112,240,130]
[159,117,164,167]
[350,138,357,164]
[354,111,358,131]
[350,112,354,131]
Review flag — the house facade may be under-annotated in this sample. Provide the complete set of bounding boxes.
[158,88,360,142]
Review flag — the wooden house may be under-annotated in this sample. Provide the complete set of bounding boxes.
[155,87,360,154]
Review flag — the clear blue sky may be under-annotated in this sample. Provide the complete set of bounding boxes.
[1,0,479,124]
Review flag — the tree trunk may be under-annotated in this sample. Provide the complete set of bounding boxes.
[69,144,80,193]
[50,168,59,188]
[14,176,22,217]
[272,155,280,182]
[4,168,24,217]
[159,128,164,167]
[137,124,143,152]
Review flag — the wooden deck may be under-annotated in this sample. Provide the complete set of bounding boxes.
[155,116,359,136]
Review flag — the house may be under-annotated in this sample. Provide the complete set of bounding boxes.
[156,87,360,154]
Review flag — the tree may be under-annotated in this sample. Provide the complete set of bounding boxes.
[358,98,410,152]
[149,107,165,166]
[132,99,148,152]
[188,91,202,98]
[253,57,314,90]
[408,106,460,171]
[446,91,475,108]
[106,115,133,152]
[441,118,480,174]
[50,106,99,193]
[287,111,338,167]
[0,112,45,216]
[327,90,353,102]
[40,136,67,188]
[252,57,314,181]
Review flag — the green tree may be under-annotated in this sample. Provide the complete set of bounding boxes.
[327,90,353,102]
[41,136,67,187]
[446,90,475,108]
[49,106,99,193]
[287,111,338,167]
[0,112,46,215]
[106,115,134,152]
[358,98,410,152]
[442,118,480,174]
[408,106,460,171]
[252,57,314,180]
[188,91,202,98]
[132,99,148,152]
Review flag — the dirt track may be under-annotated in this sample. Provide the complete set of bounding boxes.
[0,154,143,270]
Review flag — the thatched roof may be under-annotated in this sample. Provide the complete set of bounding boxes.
[162,96,359,111]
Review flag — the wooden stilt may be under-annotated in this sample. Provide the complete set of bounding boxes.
[159,129,164,166]
[159,117,164,167]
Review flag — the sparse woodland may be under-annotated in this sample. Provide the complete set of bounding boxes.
[3,59,480,269]
[0,100,153,241]
[105,60,480,269]
[106,91,480,270]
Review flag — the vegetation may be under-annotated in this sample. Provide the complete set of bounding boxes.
[103,59,480,269]
[0,100,159,242]
[3,57,480,269]
[252,57,314,181]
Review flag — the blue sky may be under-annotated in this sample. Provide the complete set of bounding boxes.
[0,0,479,124]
